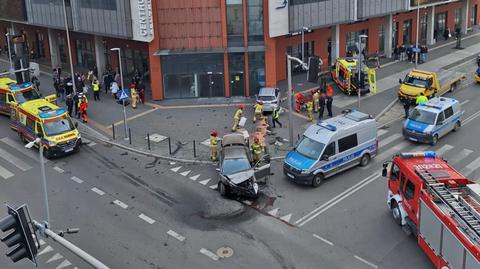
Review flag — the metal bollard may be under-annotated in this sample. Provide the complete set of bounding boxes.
[193,140,196,158]
[168,137,172,155]
[112,123,115,140]
[128,128,132,145]
[147,133,151,150]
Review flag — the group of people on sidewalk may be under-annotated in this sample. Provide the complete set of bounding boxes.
[106,69,145,109]
[394,44,429,64]
[295,82,335,122]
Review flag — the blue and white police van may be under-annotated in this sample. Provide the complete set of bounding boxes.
[403,97,462,145]
[283,110,378,187]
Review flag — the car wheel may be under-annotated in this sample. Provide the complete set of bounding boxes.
[43,148,52,159]
[311,173,324,188]
[453,121,461,132]
[449,83,456,92]
[431,134,438,146]
[391,200,402,225]
[360,154,370,167]
[218,182,228,197]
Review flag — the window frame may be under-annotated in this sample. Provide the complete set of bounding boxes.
[391,163,400,181]
[444,106,454,119]
[404,179,416,200]
[322,142,336,159]
[26,117,35,131]
[338,134,358,153]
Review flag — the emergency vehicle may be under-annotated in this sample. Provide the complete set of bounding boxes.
[382,152,480,269]
[330,58,376,96]
[10,99,81,158]
[0,77,56,116]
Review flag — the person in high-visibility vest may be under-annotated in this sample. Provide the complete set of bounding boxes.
[92,79,100,101]
[416,92,428,105]
[253,101,263,123]
[210,130,219,161]
[232,104,244,132]
[272,107,282,128]
[131,83,139,109]
[312,89,320,112]
[306,99,314,122]
[251,136,263,164]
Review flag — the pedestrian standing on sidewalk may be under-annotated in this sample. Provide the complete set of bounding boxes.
[444,28,451,40]
[58,78,65,102]
[103,71,111,94]
[313,89,320,113]
[136,80,145,104]
[326,85,334,117]
[272,107,282,128]
[400,45,406,61]
[92,79,100,101]
[66,94,74,117]
[110,81,119,99]
[114,72,121,86]
[402,98,410,119]
[73,91,80,118]
[318,92,327,120]
[65,81,73,97]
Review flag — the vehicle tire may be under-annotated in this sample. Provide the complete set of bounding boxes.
[449,83,456,93]
[43,148,52,159]
[391,200,402,225]
[453,121,461,132]
[218,182,228,197]
[311,173,324,188]
[359,154,371,167]
[431,134,439,146]
[19,133,27,144]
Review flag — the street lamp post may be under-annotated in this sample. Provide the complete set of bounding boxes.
[415,5,420,68]
[110,48,129,140]
[62,0,77,94]
[357,34,368,109]
[5,33,13,73]
[286,54,307,147]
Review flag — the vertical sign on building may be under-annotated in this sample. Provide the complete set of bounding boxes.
[268,0,290,37]
[130,0,154,42]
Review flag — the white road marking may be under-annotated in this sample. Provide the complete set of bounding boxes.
[145,133,167,143]
[87,141,97,147]
[70,176,84,184]
[170,166,182,172]
[180,170,191,177]
[37,245,54,256]
[55,259,72,269]
[53,166,64,173]
[167,230,186,242]
[0,164,14,179]
[354,255,378,269]
[138,214,155,224]
[0,137,48,163]
[461,156,480,178]
[312,234,334,246]
[209,184,218,190]
[280,213,292,222]
[39,239,46,246]
[113,199,128,209]
[376,141,410,160]
[46,253,63,263]
[377,129,388,137]
[464,110,480,125]
[189,174,200,181]
[200,248,219,261]
[268,208,279,216]
[460,99,470,106]
[449,149,473,166]
[379,133,402,148]
[91,187,105,196]
[295,172,381,227]
[201,138,211,147]
[199,178,211,185]
[0,148,32,171]
[435,144,454,156]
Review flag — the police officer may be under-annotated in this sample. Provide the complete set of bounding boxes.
[326,85,334,117]
[416,92,428,105]
[318,92,327,119]
[210,130,219,161]
[92,79,100,101]
[306,98,314,122]
[272,107,282,128]
[251,136,263,164]
[312,89,320,112]
[402,98,410,119]
[66,94,74,116]
[232,104,244,132]
[253,101,263,123]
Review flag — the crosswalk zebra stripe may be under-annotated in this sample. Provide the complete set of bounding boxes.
[0,164,14,179]
[377,129,388,137]
[0,148,32,171]
[0,137,48,163]
[377,141,411,161]
[448,149,473,166]
[461,156,480,178]
[434,144,454,156]
[379,133,402,148]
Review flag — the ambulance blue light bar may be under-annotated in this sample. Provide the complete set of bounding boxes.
[8,83,31,91]
[400,151,436,158]
[317,121,337,131]
[39,109,66,118]
[8,85,20,91]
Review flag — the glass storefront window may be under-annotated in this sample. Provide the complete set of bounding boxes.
[75,39,95,68]
[378,25,385,54]
[435,12,447,38]
[455,8,461,30]
[403,20,412,45]
[346,29,368,54]
[393,22,398,49]
[228,53,246,96]
[58,36,67,64]
[247,0,263,44]
[162,54,224,99]
[226,0,244,46]
[471,5,478,26]
[420,15,427,44]
[248,52,265,95]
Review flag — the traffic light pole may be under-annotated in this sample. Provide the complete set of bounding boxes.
[32,220,110,269]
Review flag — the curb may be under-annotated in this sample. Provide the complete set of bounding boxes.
[375,98,398,121]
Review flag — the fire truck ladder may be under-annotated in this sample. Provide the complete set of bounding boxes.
[416,169,480,243]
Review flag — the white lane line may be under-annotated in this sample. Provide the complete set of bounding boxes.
[0,137,48,163]
[295,172,380,227]
[70,176,84,184]
[53,166,64,173]
[435,144,454,156]
[379,133,402,148]
[170,166,182,172]
[113,200,128,209]
[312,234,334,246]
[87,142,97,147]
[0,148,32,171]
[461,156,480,178]
[449,149,473,166]
[91,187,105,196]
[0,164,14,179]
[199,248,219,261]
[460,99,470,106]
[377,129,388,137]
[464,110,480,125]
[167,230,186,242]
[354,255,378,269]
[138,213,155,224]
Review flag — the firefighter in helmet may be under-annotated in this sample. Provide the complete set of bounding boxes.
[78,93,88,123]
[232,104,244,132]
[306,97,314,122]
[312,89,320,112]
[253,101,264,123]
[210,130,219,161]
[251,135,263,164]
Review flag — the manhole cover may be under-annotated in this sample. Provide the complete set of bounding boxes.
[216,246,234,258]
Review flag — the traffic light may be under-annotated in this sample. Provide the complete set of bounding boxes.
[0,205,37,265]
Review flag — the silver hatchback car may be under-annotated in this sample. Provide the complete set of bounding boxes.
[256,87,281,112]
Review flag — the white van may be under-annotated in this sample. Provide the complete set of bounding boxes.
[283,110,378,187]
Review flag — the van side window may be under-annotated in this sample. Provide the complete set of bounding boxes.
[404,180,416,200]
[444,107,454,119]
[391,164,400,181]
[322,142,336,159]
[338,134,358,153]
[36,122,44,138]
[436,112,444,125]
[26,118,35,131]
[7,94,14,103]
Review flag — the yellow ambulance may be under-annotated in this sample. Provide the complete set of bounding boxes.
[0,77,56,116]
[10,99,81,158]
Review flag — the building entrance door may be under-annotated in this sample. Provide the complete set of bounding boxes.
[199,72,224,97]
[230,72,245,96]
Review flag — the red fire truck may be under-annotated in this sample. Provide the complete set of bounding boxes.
[382,152,480,269]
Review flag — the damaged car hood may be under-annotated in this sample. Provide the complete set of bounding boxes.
[226,170,254,185]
